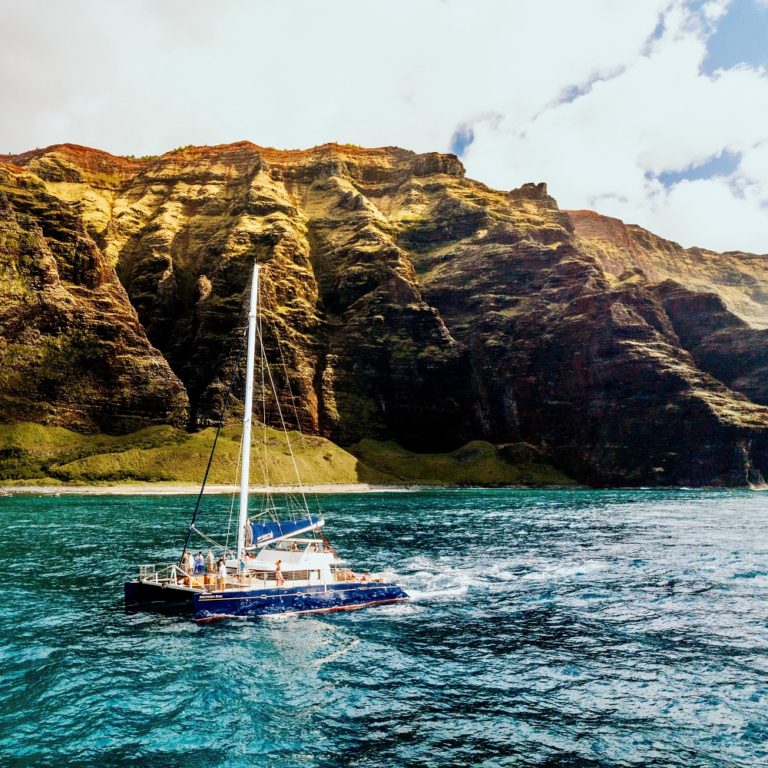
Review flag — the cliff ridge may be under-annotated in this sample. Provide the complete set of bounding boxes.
[1,142,766,486]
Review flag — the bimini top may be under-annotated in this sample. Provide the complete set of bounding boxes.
[249,515,324,547]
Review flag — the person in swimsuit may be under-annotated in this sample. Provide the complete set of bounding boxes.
[275,559,285,587]
[217,558,228,591]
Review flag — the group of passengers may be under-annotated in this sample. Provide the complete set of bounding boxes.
[179,550,230,590]
[177,540,334,591]
[180,550,213,575]
[178,548,288,590]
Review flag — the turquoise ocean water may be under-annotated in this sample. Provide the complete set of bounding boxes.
[1,489,767,767]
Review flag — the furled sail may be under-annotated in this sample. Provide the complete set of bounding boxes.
[250,515,324,547]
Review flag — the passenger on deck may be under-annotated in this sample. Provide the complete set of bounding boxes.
[182,551,193,574]
[194,552,205,574]
[275,559,285,587]
[290,542,298,552]
[217,558,227,591]
[206,550,215,572]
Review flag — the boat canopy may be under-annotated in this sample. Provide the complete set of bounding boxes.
[249,515,323,547]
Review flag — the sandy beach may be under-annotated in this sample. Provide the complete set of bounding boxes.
[0,483,423,496]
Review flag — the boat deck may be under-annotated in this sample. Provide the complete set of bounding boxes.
[137,566,375,595]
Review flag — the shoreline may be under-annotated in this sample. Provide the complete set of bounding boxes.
[0,482,422,496]
[0,482,761,496]
[0,482,586,496]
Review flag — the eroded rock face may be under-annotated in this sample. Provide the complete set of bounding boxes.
[407,182,768,486]
[650,281,768,408]
[0,160,188,433]
[569,209,768,329]
[2,142,767,485]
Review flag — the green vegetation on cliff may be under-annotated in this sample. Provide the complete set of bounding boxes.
[0,422,387,485]
[349,439,575,486]
[2,142,767,487]
[0,423,574,487]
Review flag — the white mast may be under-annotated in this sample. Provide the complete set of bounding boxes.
[237,263,259,561]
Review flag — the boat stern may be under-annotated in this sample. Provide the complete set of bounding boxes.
[124,578,197,612]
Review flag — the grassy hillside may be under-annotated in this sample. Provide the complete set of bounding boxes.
[348,439,575,486]
[0,422,391,485]
[0,423,575,487]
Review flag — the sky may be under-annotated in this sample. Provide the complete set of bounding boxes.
[1,0,767,253]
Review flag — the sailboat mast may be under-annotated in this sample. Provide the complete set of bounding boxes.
[237,263,259,561]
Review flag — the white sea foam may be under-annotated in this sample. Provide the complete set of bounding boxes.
[313,639,360,666]
[394,554,483,601]
[407,585,467,602]
[373,601,421,617]
[521,560,608,581]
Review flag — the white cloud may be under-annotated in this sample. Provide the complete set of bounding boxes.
[652,176,767,251]
[701,0,731,22]
[0,0,766,251]
[463,0,768,251]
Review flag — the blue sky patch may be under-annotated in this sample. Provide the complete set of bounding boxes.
[559,81,593,105]
[651,149,742,186]
[702,0,768,73]
[449,124,475,156]
[649,13,665,43]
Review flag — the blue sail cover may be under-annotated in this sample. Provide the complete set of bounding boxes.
[250,515,323,546]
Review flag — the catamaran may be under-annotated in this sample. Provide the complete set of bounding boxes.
[124,264,409,621]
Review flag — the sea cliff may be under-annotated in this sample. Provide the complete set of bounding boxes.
[1,142,766,486]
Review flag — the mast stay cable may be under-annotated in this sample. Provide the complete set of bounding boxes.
[255,314,311,522]
[262,294,324,520]
[179,320,248,565]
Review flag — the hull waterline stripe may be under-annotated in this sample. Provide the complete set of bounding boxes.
[194,597,409,623]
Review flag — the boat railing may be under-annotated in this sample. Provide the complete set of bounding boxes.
[137,563,367,590]
[138,563,181,583]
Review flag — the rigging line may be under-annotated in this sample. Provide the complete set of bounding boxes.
[255,314,311,521]
[263,331,303,522]
[179,324,248,566]
[255,292,272,520]
[223,427,242,552]
[264,296,323,519]
[259,301,271,519]
[261,286,317,518]
[246,322,269,520]
[190,525,227,549]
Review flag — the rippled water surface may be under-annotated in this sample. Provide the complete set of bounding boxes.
[1,489,767,767]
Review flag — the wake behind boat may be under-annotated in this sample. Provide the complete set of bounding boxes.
[124,264,408,621]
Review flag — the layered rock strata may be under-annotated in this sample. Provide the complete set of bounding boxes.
[0,155,188,432]
[1,142,766,485]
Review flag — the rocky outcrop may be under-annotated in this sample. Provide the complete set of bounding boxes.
[650,281,768,407]
[569,209,768,329]
[1,142,767,485]
[406,182,768,486]
[0,160,188,432]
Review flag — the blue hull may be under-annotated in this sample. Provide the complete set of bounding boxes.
[124,580,196,613]
[194,582,408,622]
